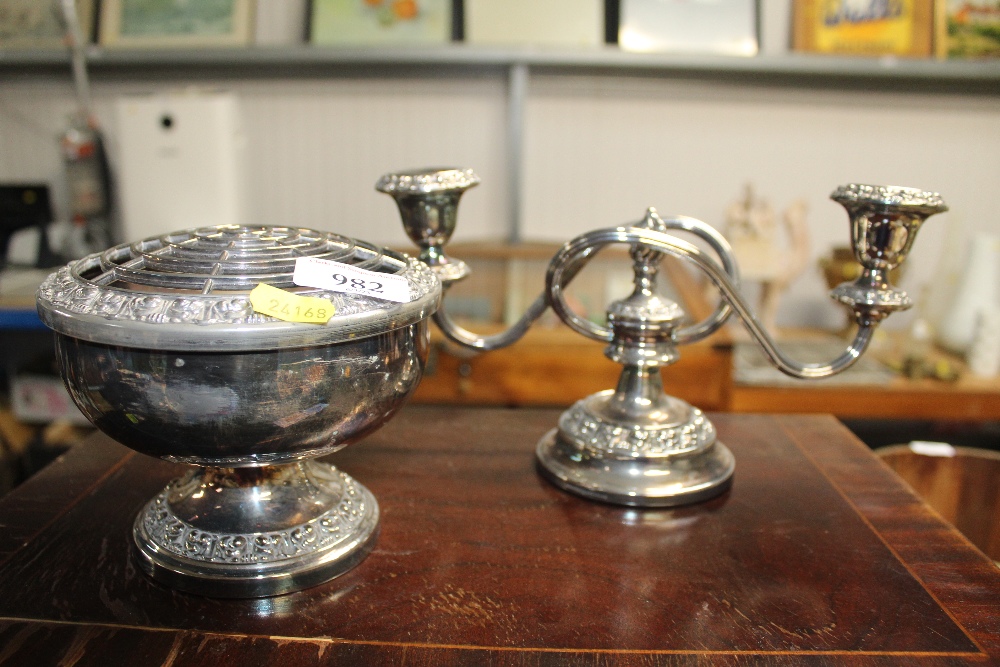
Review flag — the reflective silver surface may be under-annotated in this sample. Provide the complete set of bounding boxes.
[537,211,738,505]
[379,168,946,507]
[829,184,948,325]
[57,325,428,466]
[133,460,379,598]
[376,168,480,284]
[38,225,438,597]
[37,225,439,351]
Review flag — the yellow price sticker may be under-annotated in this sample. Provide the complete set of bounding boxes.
[249,283,335,324]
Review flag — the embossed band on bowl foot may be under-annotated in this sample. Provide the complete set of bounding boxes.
[132,461,379,598]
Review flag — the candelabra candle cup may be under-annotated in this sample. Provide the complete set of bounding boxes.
[379,168,946,508]
[830,185,948,324]
[36,226,440,597]
[376,168,481,284]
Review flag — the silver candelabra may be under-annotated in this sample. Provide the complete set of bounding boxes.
[377,168,947,507]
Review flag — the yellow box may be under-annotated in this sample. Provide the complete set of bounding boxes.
[793,0,934,56]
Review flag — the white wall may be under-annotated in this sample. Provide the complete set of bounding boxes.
[0,68,996,332]
[520,74,1000,329]
[0,73,510,246]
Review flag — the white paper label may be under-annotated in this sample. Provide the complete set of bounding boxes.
[908,441,957,458]
[293,257,411,303]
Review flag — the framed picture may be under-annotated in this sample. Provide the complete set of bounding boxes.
[100,0,255,48]
[309,0,451,46]
[464,0,603,47]
[936,0,1000,58]
[0,0,95,49]
[618,0,758,56]
[792,0,934,57]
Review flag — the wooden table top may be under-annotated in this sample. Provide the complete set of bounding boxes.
[1,407,998,666]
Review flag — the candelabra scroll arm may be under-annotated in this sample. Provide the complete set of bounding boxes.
[711,263,877,379]
[548,225,877,380]
[380,168,944,382]
[546,208,740,345]
[431,246,600,352]
[546,210,741,345]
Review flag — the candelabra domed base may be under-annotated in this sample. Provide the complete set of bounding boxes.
[535,392,735,507]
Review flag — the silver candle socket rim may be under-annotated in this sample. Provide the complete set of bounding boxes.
[375,167,481,195]
[830,184,948,214]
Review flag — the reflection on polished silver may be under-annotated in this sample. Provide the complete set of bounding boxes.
[37,225,439,596]
[37,225,439,350]
[828,184,946,325]
[379,168,947,507]
[376,168,481,284]
[133,461,379,598]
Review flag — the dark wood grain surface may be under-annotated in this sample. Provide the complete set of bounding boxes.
[1,407,998,666]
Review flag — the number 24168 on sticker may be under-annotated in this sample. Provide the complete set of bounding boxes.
[248,284,335,324]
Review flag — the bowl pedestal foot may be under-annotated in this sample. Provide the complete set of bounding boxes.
[132,460,379,598]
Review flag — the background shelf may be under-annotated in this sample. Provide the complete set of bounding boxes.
[2,45,999,92]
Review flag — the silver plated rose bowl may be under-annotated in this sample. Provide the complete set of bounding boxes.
[36,225,440,597]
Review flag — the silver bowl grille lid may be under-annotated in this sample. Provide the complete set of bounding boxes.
[36,225,440,352]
